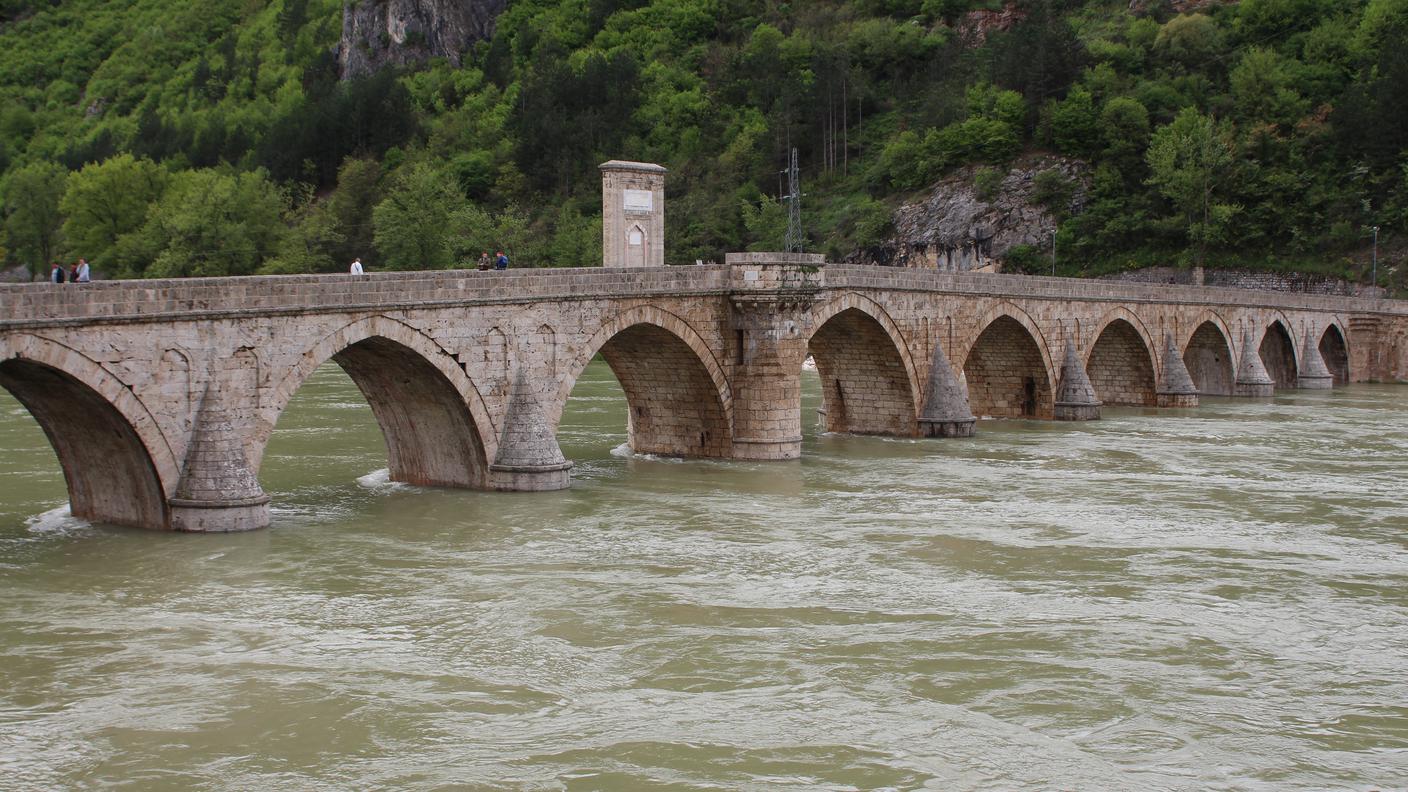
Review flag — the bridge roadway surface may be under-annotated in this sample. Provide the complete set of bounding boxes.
[1,254,1405,532]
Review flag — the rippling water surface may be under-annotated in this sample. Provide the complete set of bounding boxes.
[2,361,1406,790]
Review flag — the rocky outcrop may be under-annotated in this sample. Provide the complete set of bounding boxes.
[848,153,1090,271]
[955,4,1026,48]
[338,0,506,81]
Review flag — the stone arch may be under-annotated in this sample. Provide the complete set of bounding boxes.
[0,333,178,530]
[1182,317,1236,396]
[257,315,495,488]
[556,305,733,458]
[805,293,921,435]
[1319,322,1350,386]
[1260,317,1299,389]
[960,306,1056,420]
[1085,310,1159,407]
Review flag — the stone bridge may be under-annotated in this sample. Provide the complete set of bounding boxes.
[2,253,1405,533]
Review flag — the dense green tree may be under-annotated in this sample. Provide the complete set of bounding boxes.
[140,169,288,278]
[1154,14,1226,70]
[1146,108,1239,264]
[59,154,168,269]
[1100,96,1150,171]
[372,162,465,270]
[2,161,67,277]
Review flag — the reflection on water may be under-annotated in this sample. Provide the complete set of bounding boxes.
[1,360,1407,790]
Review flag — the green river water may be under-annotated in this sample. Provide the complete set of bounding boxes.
[1,360,1406,790]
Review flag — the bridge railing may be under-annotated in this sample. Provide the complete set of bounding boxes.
[824,265,1406,316]
[0,266,733,327]
[0,264,1402,328]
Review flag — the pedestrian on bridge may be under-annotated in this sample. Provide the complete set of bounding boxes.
[350,257,364,276]
[49,262,65,284]
[477,252,491,271]
[494,251,509,270]
[74,259,90,283]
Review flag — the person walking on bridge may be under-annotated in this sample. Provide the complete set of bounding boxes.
[49,262,65,284]
[494,251,509,270]
[74,258,90,283]
[350,257,364,275]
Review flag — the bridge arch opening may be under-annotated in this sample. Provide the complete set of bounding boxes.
[561,321,732,459]
[1086,319,1157,406]
[262,334,490,490]
[808,307,917,435]
[0,359,170,530]
[1183,321,1234,396]
[1260,321,1299,389]
[1319,325,1349,386]
[962,316,1053,419]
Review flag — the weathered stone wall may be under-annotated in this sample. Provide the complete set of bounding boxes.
[1102,266,1385,298]
[2,263,1404,532]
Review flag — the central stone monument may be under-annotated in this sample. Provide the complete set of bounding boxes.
[600,160,666,268]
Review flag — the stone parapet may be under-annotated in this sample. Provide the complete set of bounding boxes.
[4,265,1405,331]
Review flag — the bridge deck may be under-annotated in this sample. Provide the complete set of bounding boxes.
[1,265,1401,328]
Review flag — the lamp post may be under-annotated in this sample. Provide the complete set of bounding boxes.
[1050,229,1056,277]
[1372,225,1379,288]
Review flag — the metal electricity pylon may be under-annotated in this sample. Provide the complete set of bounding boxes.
[782,148,804,253]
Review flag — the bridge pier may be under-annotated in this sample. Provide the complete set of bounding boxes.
[1157,332,1200,408]
[1234,328,1276,397]
[919,341,975,437]
[1054,332,1101,421]
[489,369,572,491]
[1296,327,1334,389]
[726,253,824,460]
[168,384,270,533]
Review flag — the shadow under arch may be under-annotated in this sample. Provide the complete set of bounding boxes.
[1319,322,1350,386]
[1260,318,1299,389]
[0,334,176,530]
[805,294,920,435]
[1085,311,1159,406]
[556,306,733,458]
[1183,318,1235,396]
[257,316,494,488]
[961,307,1055,420]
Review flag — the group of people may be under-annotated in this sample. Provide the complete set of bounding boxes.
[49,259,91,284]
[476,251,510,271]
[347,251,510,275]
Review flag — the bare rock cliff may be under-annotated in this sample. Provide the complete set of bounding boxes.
[848,154,1090,271]
[339,0,506,80]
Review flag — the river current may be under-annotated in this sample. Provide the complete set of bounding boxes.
[1,360,1406,790]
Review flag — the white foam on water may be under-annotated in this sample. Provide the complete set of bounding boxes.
[356,468,410,492]
[24,505,89,535]
[609,443,684,463]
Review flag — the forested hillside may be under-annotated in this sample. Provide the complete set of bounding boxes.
[0,0,1404,289]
